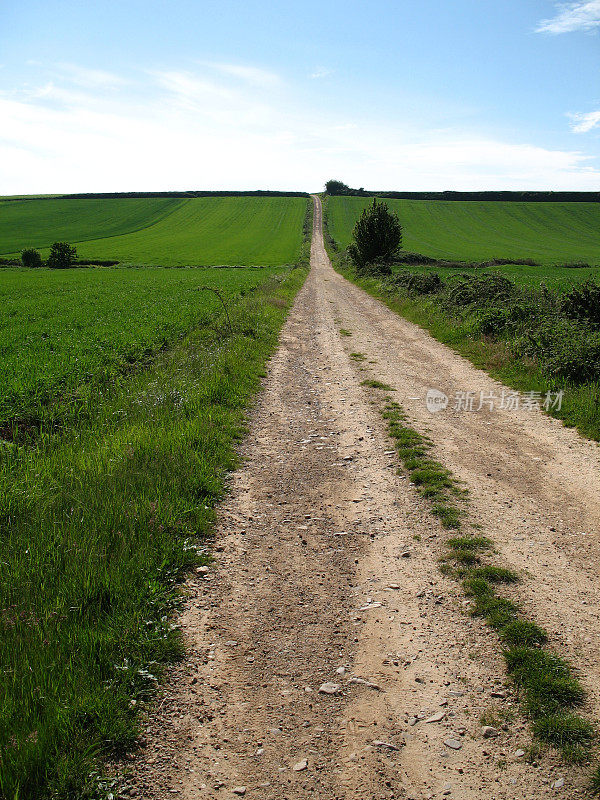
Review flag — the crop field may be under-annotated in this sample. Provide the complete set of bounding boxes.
[0,265,286,435]
[0,196,308,266]
[0,191,312,798]
[327,196,600,266]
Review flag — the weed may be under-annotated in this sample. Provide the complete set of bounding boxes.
[451,548,480,565]
[360,379,394,390]
[470,565,520,584]
[447,535,492,551]
[499,620,548,647]
[562,281,600,328]
[430,504,462,528]
[480,709,502,727]
[504,648,586,717]
[533,715,594,750]
[381,402,465,528]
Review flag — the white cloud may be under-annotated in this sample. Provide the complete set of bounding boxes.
[203,62,282,87]
[57,63,128,89]
[536,1,600,33]
[154,70,237,103]
[569,109,600,132]
[152,69,278,128]
[20,81,101,108]
[0,66,599,194]
[310,68,333,80]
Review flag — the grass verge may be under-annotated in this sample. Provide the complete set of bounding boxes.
[342,270,600,440]
[322,196,600,443]
[0,259,309,798]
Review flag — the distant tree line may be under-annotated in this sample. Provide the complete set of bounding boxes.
[61,190,310,199]
[377,190,600,203]
[324,180,600,203]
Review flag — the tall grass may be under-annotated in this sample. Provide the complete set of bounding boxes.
[0,252,309,798]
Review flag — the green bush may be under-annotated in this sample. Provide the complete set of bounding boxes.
[474,307,512,336]
[21,248,42,268]
[561,280,600,328]
[445,273,517,308]
[513,316,600,383]
[47,242,77,269]
[348,199,402,273]
[392,271,444,295]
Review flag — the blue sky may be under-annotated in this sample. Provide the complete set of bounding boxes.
[1,0,599,192]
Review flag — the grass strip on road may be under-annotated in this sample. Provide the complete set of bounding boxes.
[357,383,598,785]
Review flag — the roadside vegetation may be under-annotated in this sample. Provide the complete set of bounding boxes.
[324,197,600,441]
[0,201,312,799]
[338,193,600,783]
[347,198,402,272]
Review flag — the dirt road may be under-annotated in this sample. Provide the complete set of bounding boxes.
[127,197,600,799]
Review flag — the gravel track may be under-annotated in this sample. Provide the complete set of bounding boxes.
[126,196,600,799]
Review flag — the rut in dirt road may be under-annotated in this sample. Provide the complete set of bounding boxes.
[127,196,600,799]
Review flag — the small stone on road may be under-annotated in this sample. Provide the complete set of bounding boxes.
[319,682,341,695]
[444,738,463,750]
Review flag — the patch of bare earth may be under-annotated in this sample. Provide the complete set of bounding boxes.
[123,198,598,799]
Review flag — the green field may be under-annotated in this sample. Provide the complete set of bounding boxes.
[0,265,285,433]
[0,188,310,798]
[0,196,308,266]
[326,196,600,265]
